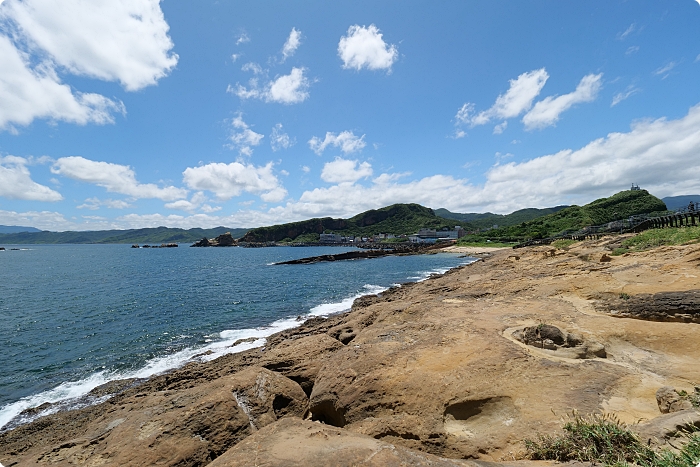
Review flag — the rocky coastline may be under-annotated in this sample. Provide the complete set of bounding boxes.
[3,237,700,466]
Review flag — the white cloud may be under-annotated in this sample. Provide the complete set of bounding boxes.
[522,73,603,130]
[77,197,132,210]
[236,33,250,45]
[308,131,366,155]
[182,161,287,202]
[454,130,466,139]
[242,62,264,74]
[301,166,310,173]
[611,85,641,107]
[696,54,700,63]
[493,121,507,134]
[0,36,126,131]
[618,23,636,40]
[270,123,294,151]
[231,53,241,62]
[281,28,301,61]
[228,115,264,156]
[321,158,373,184]
[267,67,310,104]
[0,155,63,201]
[52,156,187,201]
[230,67,310,104]
[234,102,700,225]
[0,209,73,230]
[338,24,398,72]
[626,46,640,55]
[459,69,549,127]
[1,0,178,91]
[653,61,677,79]
[164,192,220,213]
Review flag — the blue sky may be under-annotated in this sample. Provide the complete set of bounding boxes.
[1,0,700,231]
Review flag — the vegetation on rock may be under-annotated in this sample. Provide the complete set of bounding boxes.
[612,226,700,255]
[240,204,459,242]
[471,189,667,241]
[525,412,700,467]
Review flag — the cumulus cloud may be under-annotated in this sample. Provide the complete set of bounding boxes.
[241,62,264,74]
[52,156,187,201]
[270,123,294,151]
[308,131,366,155]
[182,161,287,202]
[338,24,398,72]
[231,102,700,225]
[522,73,603,130]
[281,28,301,61]
[0,36,126,131]
[321,158,373,184]
[493,121,507,135]
[1,0,177,91]
[611,85,641,107]
[228,115,264,156]
[230,67,310,104]
[164,192,220,213]
[0,0,176,130]
[0,155,63,201]
[77,197,132,210]
[236,33,250,45]
[457,69,549,128]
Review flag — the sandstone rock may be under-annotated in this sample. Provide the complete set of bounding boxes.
[261,333,344,396]
[656,386,694,414]
[633,408,700,447]
[207,417,476,467]
[229,367,308,430]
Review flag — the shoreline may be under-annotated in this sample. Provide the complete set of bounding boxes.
[4,239,700,465]
[0,255,473,433]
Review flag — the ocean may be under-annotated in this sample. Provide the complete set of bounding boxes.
[0,244,473,430]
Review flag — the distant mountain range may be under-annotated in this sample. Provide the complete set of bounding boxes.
[434,206,570,230]
[240,204,457,243]
[0,227,249,245]
[0,191,690,245]
[662,195,700,211]
[0,225,41,234]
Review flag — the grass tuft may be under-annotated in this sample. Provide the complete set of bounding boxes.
[552,239,578,250]
[621,227,700,253]
[525,412,700,467]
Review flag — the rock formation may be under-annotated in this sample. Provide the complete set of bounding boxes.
[3,237,700,466]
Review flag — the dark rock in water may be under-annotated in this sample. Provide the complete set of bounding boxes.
[0,247,5,251]
[142,244,151,248]
[190,232,236,247]
[131,244,139,248]
[19,402,53,417]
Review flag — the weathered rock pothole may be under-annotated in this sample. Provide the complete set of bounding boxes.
[443,397,516,439]
[511,324,606,359]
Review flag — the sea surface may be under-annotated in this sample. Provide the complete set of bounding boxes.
[0,244,473,430]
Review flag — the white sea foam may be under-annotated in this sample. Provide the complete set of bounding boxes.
[0,258,474,431]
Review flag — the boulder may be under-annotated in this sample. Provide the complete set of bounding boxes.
[656,386,694,414]
[230,367,308,430]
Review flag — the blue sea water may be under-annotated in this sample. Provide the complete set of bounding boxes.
[0,244,472,429]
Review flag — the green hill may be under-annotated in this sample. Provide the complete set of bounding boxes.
[240,204,461,242]
[468,189,667,241]
[0,227,249,245]
[435,206,569,230]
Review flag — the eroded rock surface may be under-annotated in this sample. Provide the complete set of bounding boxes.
[4,238,700,466]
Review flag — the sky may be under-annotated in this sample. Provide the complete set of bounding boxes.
[1,1,700,231]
